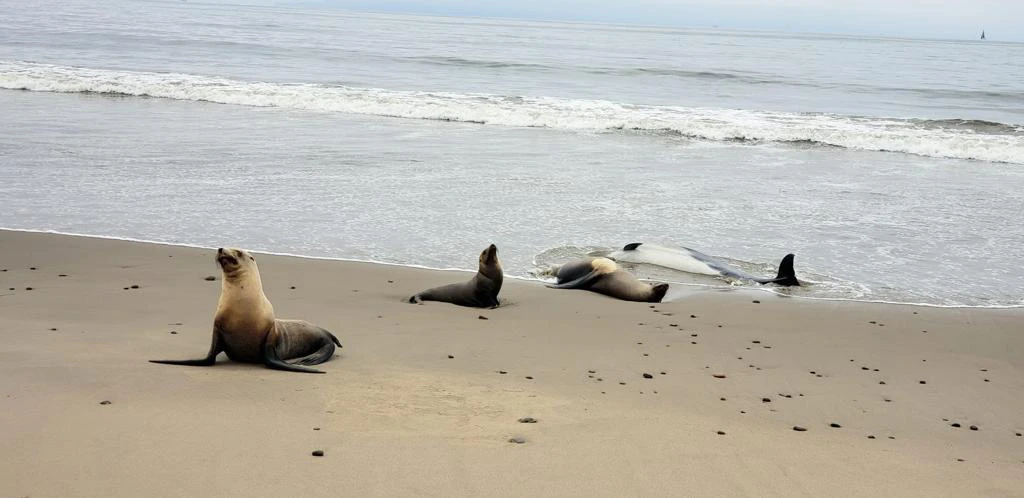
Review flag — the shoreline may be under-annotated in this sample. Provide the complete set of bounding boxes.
[2,228,1023,497]
[3,227,1018,310]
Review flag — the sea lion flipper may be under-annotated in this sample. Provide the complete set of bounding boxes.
[150,328,223,366]
[545,269,604,290]
[262,340,326,374]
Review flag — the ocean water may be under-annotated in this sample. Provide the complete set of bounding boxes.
[1,0,1023,307]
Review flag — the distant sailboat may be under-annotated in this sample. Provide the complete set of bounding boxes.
[980,30,986,40]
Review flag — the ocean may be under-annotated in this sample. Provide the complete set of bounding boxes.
[2,0,1023,307]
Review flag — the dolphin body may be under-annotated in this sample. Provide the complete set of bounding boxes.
[607,243,800,286]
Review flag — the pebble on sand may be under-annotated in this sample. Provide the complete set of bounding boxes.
[498,371,507,374]
[712,373,727,379]
[518,417,538,423]
[170,331,177,334]
[58,274,67,277]
[447,355,454,359]
[204,276,216,281]
[290,286,296,289]
[313,427,320,430]
[508,437,527,444]
[716,431,726,435]
[99,400,111,405]
[830,423,842,428]
[525,376,533,380]
[752,300,760,303]
[919,380,927,384]
[642,373,653,379]
[969,425,978,431]
[312,450,324,457]
[25,287,33,291]
[761,397,771,403]
[951,423,961,428]
[867,435,876,439]
[130,284,139,289]
[792,426,807,432]
[478,315,489,320]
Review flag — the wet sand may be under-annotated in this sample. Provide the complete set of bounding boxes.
[1,229,1022,497]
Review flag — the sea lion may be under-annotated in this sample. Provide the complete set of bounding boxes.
[150,247,341,374]
[608,243,800,286]
[408,244,503,308]
[547,257,669,303]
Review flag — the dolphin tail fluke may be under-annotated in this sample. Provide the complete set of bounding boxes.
[769,254,800,286]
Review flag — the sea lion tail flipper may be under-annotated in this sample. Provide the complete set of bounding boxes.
[545,269,604,290]
[622,242,643,251]
[263,341,326,374]
[766,253,800,286]
[328,331,342,347]
[408,294,422,304]
[150,330,222,366]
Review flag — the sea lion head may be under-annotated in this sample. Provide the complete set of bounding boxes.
[216,247,257,279]
[649,283,669,303]
[478,244,503,280]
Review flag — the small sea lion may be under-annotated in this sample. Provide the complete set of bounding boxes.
[150,248,341,374]
[547,257,668,303]
[409,244,503,308]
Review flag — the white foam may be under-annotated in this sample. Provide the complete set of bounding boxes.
[2,60,1022,164]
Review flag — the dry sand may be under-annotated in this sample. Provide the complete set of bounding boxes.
[1,229,1022,497]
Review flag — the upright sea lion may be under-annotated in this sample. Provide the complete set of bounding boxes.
[547,257,669,303]
[150,247,341,374]
[408,244,503,308]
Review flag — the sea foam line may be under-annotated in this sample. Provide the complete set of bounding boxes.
[2,60,1022,164]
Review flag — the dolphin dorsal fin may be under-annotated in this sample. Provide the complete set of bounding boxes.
[622,243,643,251]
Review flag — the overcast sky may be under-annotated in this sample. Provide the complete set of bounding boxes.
[308,0,1022,41]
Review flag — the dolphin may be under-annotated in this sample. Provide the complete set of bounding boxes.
[607,243,800,286]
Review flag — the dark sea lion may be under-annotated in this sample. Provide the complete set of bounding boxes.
[409,244,503,308]
[547,257,669,303]
[150,247,341,374]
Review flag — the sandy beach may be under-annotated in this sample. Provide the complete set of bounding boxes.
[0,228,1021,497]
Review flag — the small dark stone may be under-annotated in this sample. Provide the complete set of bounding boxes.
[588,370,596,374]
[123,287,129,290]
[508,437,526,444]
[792,426,807,432]
[290,286,296,289]
[810,371,816,374]
[642,373,653,379]
[29,267,37,270]
[312,450,324,457]
[690,314,697,318]
[7,288,13,291]
[970,425,978,431]
[660,371,666,375]
[867,435,875,439]
[861,367,869,370]
[669,323,678,327]
[130,284,139,289]
[762,397,771,403]
[956,458,964,462]
[752,340,761,344]
[919,380,926,384]
[752,300,760,303]
[49,328,57,331]
[868,321,876,324]
[619,382,626,385]
[879,381,886,385]
[478,315,488,320]
[712,373,727,379]
[204,276,216,281]
[524,376,533,380]
[716,430,726,435]
[447,355,454,359]
[984,379,990,382]
[980,369,988,372]
[1016,432,1022,437]
[313,427,320,430]
[888,436,895,439]
[951,423,961,428]
[99,400,111,405]
[740,410,746,414]
[518,417,537,423]
[387,280,393,283]
[830,423,841,428]
[642,353,649,357]
[498,371,507,374]
[58,274,67,277]
[691,341,697,345]
[596,378,603,381]
[25,287,33,291]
